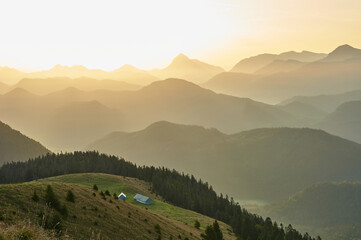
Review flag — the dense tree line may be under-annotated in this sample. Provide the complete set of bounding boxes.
[0,151,320,240]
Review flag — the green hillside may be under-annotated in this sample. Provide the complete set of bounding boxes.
[0,176,235,240]
[0,151,320,240]
[262,182,361,240]
[38,173,235,237]
[87,122,361,202]
[0,121,50,165]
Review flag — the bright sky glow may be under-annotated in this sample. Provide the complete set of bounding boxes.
[0,0,360,71]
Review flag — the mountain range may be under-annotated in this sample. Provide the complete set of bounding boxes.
[0,78,303,150]
[0,65,158,85]
[279,88,361,113]
[150,53,224,83]
[7,77,140,95]
[230,50,326,73]
[0,53,224,88]
[86,121,361,202]
[204,44,361,103]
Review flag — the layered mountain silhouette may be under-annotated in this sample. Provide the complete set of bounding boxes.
[0,82,9,94]
[12,77,141,95]
[279,89,361,112]
[0,65,158,85]
[150,54,224,83]
[281,91,361,143]
[230,51,326,73]
[316,101,361,144]
[262,182,361,240]
[0,54,225,86]
[0,67,26,85]
[0,79,301,150]
[0,121,49,165]
[87,121,361,202]
[255,59,306,75]
[277,101,327,123]
[204,45,361,103]
[42,100,125,150]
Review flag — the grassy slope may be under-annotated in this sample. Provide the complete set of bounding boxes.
[36,173,236,239]
[0,178,236,240]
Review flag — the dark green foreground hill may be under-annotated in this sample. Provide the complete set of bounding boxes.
[0,121,49,165]
[262,182,361,240]
[87,121,361,201]
[0,151,320,240]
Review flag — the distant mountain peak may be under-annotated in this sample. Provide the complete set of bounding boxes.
[331,44,358,54]
[170,53,192,65]
[142,78,202,91]
[322,44,361,62]
[50,64,88,71]
[335,44,354,50]
[71,65,89,71]
[4,87,37,97]
[115,64,140,72]
[50,64,64,70]
[174,53,189,60]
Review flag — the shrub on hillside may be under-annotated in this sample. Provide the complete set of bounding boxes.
[154,224,161,235]
[59,205,68,217]
[194,220,200,229]
[32,190,39,202]
[66,190,75,203]
[45,185,60,211]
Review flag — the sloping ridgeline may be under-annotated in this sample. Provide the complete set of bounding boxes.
[0,151,321,240]
[0,121,50,165]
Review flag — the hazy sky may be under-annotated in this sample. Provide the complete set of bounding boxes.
[1,0,360,71]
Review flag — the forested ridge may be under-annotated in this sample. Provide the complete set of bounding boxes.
[0,151,320,240]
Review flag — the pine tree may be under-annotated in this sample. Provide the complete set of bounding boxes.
[31,190,39,202]
[45,185,60,210]
[201,220,223,240]
[194,220,201,229]
[213,221,223,240]
[66,190,75,203]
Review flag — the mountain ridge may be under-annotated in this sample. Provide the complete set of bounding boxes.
[87,121,361,202]
[0,120,50,165]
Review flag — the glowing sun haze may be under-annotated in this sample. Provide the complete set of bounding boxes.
[1,0,360,71]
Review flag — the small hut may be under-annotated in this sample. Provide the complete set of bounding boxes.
[133,193,153,205]
[118,192,126,200]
